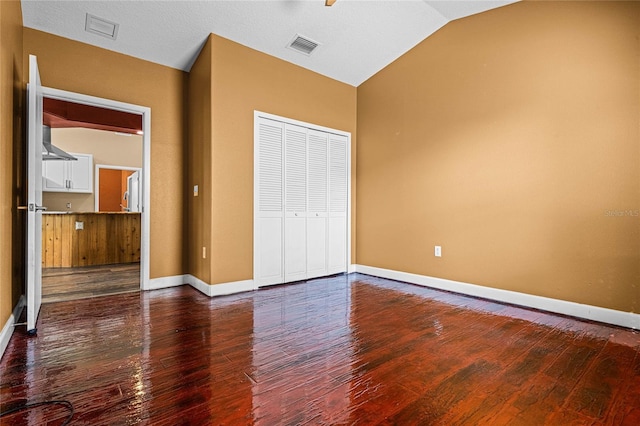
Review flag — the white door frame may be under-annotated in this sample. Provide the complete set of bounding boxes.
[253,110,352,285]
[42,86,152,290]
[94,164,142,212]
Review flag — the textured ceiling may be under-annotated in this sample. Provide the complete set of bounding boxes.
[21,0,517,87]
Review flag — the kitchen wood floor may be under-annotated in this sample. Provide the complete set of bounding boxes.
[1,273,639,425]
[42,263,140,303]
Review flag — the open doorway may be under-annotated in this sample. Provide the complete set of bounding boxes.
[95,165,142,213]
[39,94,149,303]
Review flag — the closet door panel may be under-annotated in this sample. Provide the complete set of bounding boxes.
[255,119,284,286]
[306,130,328,279]
[284,124,307,282]
[328,134,348,274]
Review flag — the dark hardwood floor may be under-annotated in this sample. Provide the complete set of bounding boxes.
[42,263,140,303]
[1,273,639,425]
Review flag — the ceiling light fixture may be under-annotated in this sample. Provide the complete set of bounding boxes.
[85,13,119,40]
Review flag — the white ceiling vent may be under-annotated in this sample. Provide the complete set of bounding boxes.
[85,13,119,40]
[287,34,320,56]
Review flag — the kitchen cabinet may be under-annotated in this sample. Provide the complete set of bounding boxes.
[42,152,93,193]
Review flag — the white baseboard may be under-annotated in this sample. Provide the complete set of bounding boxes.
[1,295,26,361]
[354,265,640,330]
[148,274,188,290]
[184,274,256,297]
[149,273,255,297]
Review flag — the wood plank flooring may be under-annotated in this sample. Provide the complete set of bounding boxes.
[42,263,140,303]
[1,273,639,425]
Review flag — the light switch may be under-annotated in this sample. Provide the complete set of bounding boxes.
[194,185,199,197]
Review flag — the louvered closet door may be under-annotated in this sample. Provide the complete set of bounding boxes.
[284,124,308,282]
[306,130,328,279]
[256,119,284,286]
[328,134,348,274]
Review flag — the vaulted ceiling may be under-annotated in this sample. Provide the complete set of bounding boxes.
[21,0,517,87]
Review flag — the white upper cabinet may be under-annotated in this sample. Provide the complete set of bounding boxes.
[42,153,93,193]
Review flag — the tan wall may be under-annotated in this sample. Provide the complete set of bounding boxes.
[357,1,640,313]
[206,34,357,284]
[42,127,142,212]
[0,0,23,332]
[24,28,186,279]
[186,37,212,283]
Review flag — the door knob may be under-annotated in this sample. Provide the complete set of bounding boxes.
[18,204,47,212]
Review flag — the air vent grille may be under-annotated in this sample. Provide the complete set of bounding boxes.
[85,13,119,40]
[287,34,320,56]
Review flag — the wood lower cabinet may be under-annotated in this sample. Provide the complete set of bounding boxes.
[42,212,140,268]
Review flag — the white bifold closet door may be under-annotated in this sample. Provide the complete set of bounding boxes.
[255,116,348,287]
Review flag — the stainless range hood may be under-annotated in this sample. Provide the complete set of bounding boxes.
[42,125,77,161]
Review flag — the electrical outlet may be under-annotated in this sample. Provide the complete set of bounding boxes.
[202,246,206,259]
[75,221,84,230]
[66,202,71,209]
[435,246,442,257]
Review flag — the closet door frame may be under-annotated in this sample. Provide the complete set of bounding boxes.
[253,111,352,287]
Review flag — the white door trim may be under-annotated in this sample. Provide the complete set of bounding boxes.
[253,110,352,285]
[42,86,152,290]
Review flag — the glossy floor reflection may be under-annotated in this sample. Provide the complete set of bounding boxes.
[1,274,639,425]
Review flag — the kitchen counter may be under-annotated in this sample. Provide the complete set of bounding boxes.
[43,211,140,214]
[42,212,141,268]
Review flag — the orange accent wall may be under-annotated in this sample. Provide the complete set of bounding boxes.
[356,1,640,312]
[0,0,24,330]
[23,28,187,280]
[98,169,123,212]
